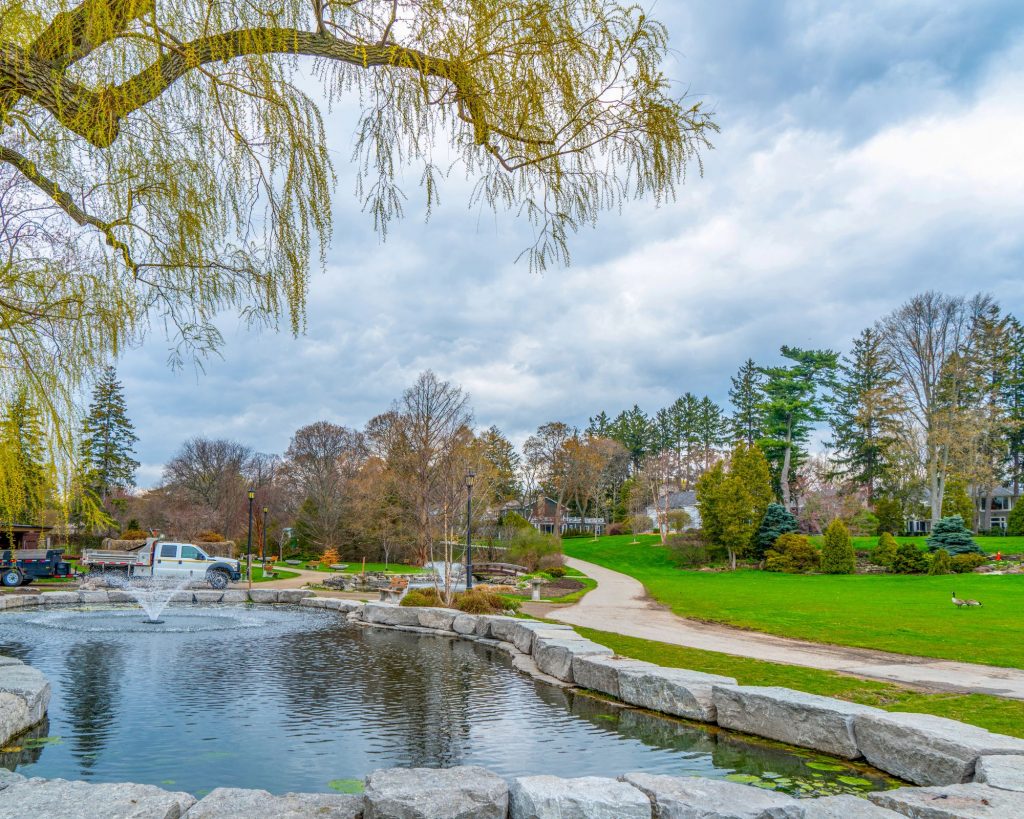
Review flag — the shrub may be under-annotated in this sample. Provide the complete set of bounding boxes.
[847,509,879,537]
[607,522,628,536]
[752,503,798,560]
[537,552,565,572]
[560,528,590,539]
[873,497,904,535]
[951,553,988,573]
[506,529,563,572]
[627,515,653,534]
[928,549,952,575]
[500,511,533,530]
[666,510,692,532]
[667,530,710,568]
[120,529,148,540]
[764,534,820,574]
[400,589,442,607]
[545,566,567,578]
[196,531,225,543]
[891,542,927,574]
[820,519,856,574]
[927,515,983,556]
[321,547,341,566]
[454,589,520,614]
[873,532,899,568]
[1007,502,1024,536]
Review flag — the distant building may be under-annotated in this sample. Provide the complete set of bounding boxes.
[526,496,606,535]
[906,486,1018,534]
[646,490,701,531]
[0,523,54,551]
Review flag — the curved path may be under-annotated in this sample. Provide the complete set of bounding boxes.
[543,557,1024,700]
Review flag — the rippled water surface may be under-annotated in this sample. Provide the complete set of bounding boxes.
[0,606,897,797]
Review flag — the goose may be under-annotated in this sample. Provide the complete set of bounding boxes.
[952,592,968,608]
[965,597,983,607]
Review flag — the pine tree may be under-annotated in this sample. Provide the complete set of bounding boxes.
[80,366,140,501]
[820,518,856,574]
[0,390,48,523]
[609,405,656,471]
[1003,318,1024,498]
[752,503,798,560]
[873,532,899,568]
[695,397,727,474]
[1009,501,1024,536]
[928,548,951,575]
[828,328,905,501]
[940,477,975,528]
[729,359,764,445]
[926,515,983,556]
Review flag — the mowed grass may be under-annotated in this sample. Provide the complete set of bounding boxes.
[576,627,1024,738]
[807,534,1024,553]
[563,535,1024,668]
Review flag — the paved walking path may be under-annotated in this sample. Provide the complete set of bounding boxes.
[541,557,1024,700]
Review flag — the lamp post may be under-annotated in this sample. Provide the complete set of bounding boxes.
[246,487,255,589]
[465,469,475,591]
[261,506,269,562]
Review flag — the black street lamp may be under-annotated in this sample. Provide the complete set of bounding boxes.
[261,506,269,562]
[465,469,476,591]
[246,487,255,589]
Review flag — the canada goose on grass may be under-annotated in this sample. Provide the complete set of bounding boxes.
[952,592,968,608]
[965,597,983,607]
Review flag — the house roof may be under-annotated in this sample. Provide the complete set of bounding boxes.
[664,491,698,508]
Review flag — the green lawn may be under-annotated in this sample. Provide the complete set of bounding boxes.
[250,566,298,582]
[564,535,1024,668]
[577,627,1024,738]
[807,534,1024,553]
[282,560,427,574]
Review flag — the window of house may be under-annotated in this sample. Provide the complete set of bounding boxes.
[992,516,1007,529]
[993,496,1009,510]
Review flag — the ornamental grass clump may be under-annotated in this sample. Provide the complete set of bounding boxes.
[820,519,856,574]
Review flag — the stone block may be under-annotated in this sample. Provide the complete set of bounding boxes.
[853,711,1024,785]
[868,782,1024,818]
[0,692,31,746]
[509,775,651,819]
[570,655,656,699]
[362,603,423,628]
[38,591,79,606]
[615,668,735,723]
[452,614,479,635]
[531,633,612,682]
[798,794,901,817]
[497,620,574,655]
[248,589,280,604]
[473,615,511,639]
[0,777,197,819]
[186,787,362,818]
[79,591,111,604]
[0,594,40,609]
[0,663,50,723]
[169,591,193,603]
[106,590,136,604]
[192,591,224,604]
[713,686,880,758]
[415,608,460,631]
[299,596,332,608]
[976,755,1024,792]
[621,773,802,819]
[278,589,314,604]
[363,765,508,819]
[0,768,25,791]
[220,591,248,603]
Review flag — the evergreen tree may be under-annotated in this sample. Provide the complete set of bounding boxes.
[752,503,798,560]
[1003,318,1024,498]
[1008,500,1024,536]
[729,359,764,445]
[609,405,656,471]
[873,532,899,568]
[891,541,928,573]
[586,411,612,438]
[873,496,904,535]
[480,426,521,504]
[828,328,905,501]
[80,366,140,500]
[695,397,728,474]
[758,346,838,507]
[926,515,983,556]
[928,548,952,575]
[0,390,48,523]
[940,477,975,529]
[820,518,856,574]
[730,442,774,525]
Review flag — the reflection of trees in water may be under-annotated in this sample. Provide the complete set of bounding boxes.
[0,717,48,770]
[62,640,124,770]
[0,640,32,662]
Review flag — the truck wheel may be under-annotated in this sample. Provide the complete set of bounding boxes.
[2,568,23,587]
[208,571,229,590]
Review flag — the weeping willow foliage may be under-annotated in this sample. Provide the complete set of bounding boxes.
[0,0,715,523]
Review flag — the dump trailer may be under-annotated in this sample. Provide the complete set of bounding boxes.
[82,538,241,590]
[0,548,72,587]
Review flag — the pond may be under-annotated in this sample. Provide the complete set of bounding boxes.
[0,606,898,798]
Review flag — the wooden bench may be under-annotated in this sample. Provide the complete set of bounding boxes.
[378,576,409,602]
[472,562,529,579]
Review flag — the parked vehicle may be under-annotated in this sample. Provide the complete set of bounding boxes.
[82,538,241,590]
[0,548,73,587]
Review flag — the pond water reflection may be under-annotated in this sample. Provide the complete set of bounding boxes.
[0,606,898,797]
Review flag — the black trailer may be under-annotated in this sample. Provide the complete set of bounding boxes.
[0,548,72,587]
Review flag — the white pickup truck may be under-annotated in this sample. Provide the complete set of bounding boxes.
[82,538,242,589]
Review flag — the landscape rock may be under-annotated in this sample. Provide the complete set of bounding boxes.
[713,686,880,758]
[186,787,362,818]
[451,613,479,635]
[976,755,1024,791]
[0,594,40,609]
[363,765,508,819]
[220,591,248,603]
[621,772,802,818]
[509,774,651,819]
[798,794,902,817]
[0,767,25,791]
[531,633,612,682]
[868,782,1024,818]
[361,603,422,628]
[0,691,31,745]
[0,662,51,722]
[570,655,657,699]
[501,621,575,655]
[854,711,1024,785]
[247,589,280,604]
[472,615,512,639]
[0,777,197,819]
[278,589,314,604]
[192,591,224,604]
[614,667,735,723]
[299,596,334,609]
[415,607,460,631]
[106,590,136,604]
[39,591,79,606]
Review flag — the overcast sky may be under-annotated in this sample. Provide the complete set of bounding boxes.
[120,0,1024,487]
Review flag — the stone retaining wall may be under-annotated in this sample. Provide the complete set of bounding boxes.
[3,590,1024,817]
